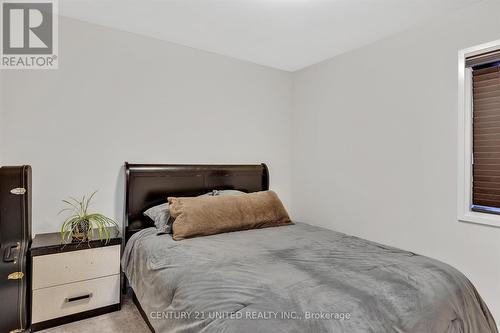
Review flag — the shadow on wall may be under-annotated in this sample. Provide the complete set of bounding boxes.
[114,164,126,233]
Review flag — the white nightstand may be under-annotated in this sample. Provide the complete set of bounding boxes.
[30,229,122,331]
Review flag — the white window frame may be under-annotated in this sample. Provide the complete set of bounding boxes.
[458,39,500,228]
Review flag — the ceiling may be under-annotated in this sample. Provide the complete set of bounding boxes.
[60,0,483,72]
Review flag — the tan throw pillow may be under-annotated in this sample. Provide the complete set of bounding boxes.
[168,190,292,240]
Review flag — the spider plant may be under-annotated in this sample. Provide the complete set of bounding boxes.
[60,191,118,244]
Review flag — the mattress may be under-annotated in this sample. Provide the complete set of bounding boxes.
[122,222,497,333]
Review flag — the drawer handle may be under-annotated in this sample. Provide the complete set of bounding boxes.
[65,293,93,303]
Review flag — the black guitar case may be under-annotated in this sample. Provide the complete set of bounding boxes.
[0,165,32,333]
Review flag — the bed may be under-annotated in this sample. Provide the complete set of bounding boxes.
[121,163,497,333]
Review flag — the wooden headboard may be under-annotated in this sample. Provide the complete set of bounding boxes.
[124,163,269,242]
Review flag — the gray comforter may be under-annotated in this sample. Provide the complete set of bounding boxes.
[122,222,497,333]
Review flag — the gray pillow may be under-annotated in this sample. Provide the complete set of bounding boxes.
[143,203,172,235]
[200,190,246,197]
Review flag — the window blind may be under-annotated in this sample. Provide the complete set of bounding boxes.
[466,49,500,68]
[472,63,500,210]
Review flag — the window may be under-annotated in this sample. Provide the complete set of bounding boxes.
[459,40,500,227]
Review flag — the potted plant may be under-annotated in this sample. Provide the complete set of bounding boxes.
[60,191,118,243]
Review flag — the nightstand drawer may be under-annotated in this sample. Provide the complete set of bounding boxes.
[32,274,120,323]
[32,245,120,289]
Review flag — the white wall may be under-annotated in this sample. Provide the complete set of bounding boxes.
[0,71,5,165]
[1,17,292,234]
[292,0,500,321]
